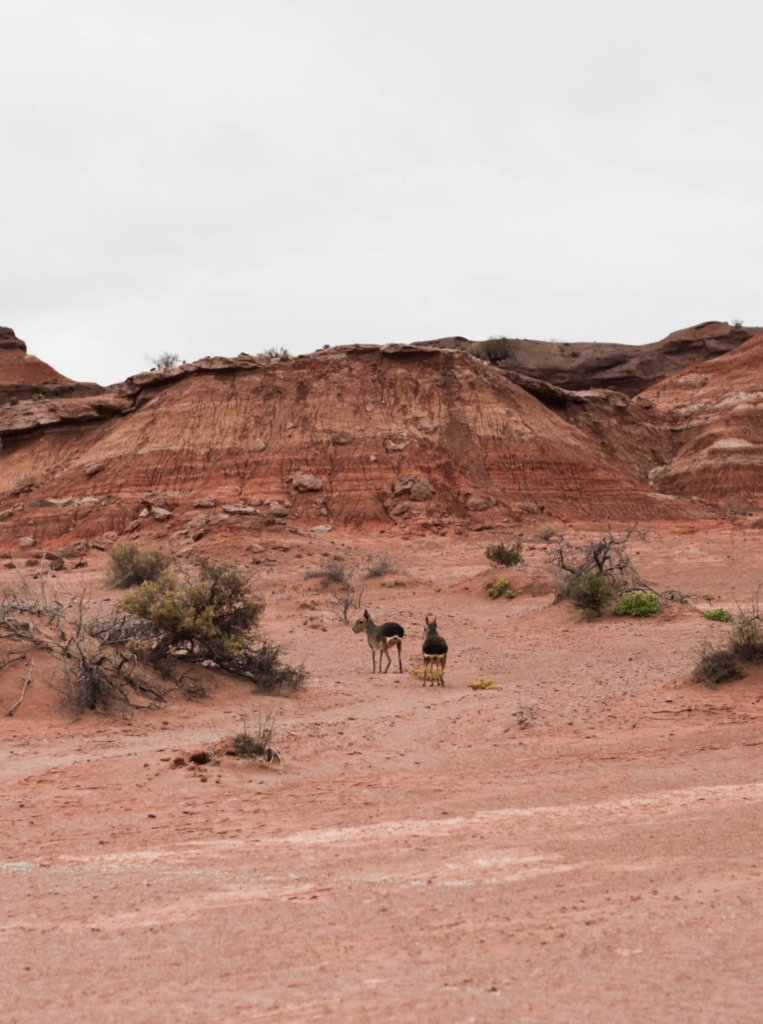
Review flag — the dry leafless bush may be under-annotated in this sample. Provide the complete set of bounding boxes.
[692,645,745,688]
[231,712,280,762]
[364,553,397,578]
[0,569,171,715]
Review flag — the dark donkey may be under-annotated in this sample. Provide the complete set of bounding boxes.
[352,610,405,673]
[422,615,448,686]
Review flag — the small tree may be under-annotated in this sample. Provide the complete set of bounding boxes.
[550,524,645,605]
[468,336,514,365]
[148,352,182,371]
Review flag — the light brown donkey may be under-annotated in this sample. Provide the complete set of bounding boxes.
[421,615,448,686]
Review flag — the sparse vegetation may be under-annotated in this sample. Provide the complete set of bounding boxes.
[613,590,660,618]
[569,573,615,616]
[259,346,290,359]
[469,677,502,690]
[467,336,514,364]
[119,562,306,691]
[107,542,172,588]
[364,553,397,578]
[231,713,280,763]
[692,645,745,688]
[538,523,562,541]
[148,352,182,371]
[485,579,516,600]
[304,560,349,586]
[485,540,523,567]
[703,608,733,623]
[729,600,763,662]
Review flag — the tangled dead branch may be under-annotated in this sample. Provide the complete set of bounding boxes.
[549,524,647,603]
[0,570,173,715]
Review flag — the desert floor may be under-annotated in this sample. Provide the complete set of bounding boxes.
[2,524,762,1023]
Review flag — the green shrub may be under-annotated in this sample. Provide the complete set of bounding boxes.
[485,579,515,600]
[468,337,514,364]
[703,608,733,623]
[259,346,290,359]
[485,541,523,567]
[119,562,305,691]
[538,523,561,541]
[692,646,745,688]
[613,590,660,617]
[569,573,614,615]
[107,542,172,588]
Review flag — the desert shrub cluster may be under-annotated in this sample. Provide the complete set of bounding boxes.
[703,608,733,623]
[613,591,660,617]
[108,542,172,588]
[485,541,523,568]
[569,572,614,615]
[485,579,515,600]
[120,562,306,692]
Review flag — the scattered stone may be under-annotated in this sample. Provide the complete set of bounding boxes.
[391,501,411,517]
[59,540,89,557]
[0,510,12,521]
[369,454,377,463]
[125,519,141,532]
[152,507,173,521]
[102,531,118,543]
[17,536,35,548]
[84,462,104,477]
[291,473,323,492]
[193,496,217,508]
[138,508,150,518]
[252,438,267,452]
[466,494,494,512]
[311,525,332,533]
[393,476,413,496]
[385,439,408,452]
[410,477,435,501]
[269,504,289,517]
[222,504,258,515]
[186,514,208,532]
[331,430,354,445]
[205,512,231,527]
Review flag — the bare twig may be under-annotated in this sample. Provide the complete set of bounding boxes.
[6,662,33,717]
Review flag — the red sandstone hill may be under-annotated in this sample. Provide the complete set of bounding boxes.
[640,331,763,505]
[0,343,699,551]
[4,318,763,554]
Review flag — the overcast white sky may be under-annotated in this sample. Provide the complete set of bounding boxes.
[2,0,761,385]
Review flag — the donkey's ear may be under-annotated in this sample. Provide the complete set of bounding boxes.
[363,609,369,618]
[425,615,431,625]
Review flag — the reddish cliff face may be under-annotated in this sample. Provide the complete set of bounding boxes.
[641,332,763,503]
[0,344,698,549]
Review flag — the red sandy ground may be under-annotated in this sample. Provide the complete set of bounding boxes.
[2,525,762,1023]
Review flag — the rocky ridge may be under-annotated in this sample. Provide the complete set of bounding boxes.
[0,321,760,554]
